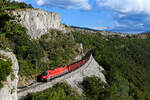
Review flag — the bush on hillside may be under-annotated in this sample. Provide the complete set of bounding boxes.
[0,59,12,89]
[72,31,150,99]
[82,76,105,100]
[21,82,81,100]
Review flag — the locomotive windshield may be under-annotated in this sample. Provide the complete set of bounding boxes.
[42,71,47,76]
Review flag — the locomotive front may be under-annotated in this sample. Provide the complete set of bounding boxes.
[41,71,48,81]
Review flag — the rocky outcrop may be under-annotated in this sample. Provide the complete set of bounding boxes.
[17,54,106,99]
[0,50,19,100]
[12,9,66,39]
[65,55,106,94]
[12,8,132,39]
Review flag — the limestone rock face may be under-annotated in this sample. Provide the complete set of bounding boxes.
[13,9,66,39]
[65,55,106,94]
[0,50,19,100]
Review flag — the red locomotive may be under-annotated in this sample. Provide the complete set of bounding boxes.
[39,56,89,82]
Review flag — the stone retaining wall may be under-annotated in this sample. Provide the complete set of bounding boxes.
[18,55,106,99]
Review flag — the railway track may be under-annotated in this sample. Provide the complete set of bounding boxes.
[17,71,70,93]
[17,54,94,99]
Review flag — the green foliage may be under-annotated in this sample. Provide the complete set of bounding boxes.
[0,7,44,77]
[39,30,79,69]
[0,0,33,10]
[72,31,150,100]
[0,59,12,89]
[11,73,15,81]
[82,76,105,100]
[0,19,44,77]
[0,12,12,31]
[2,1,150,99]
[0,59,12,81]
[0,0,81,84]
[0,83,3,89]
[0,10,79,79]
[21,82,81,100]
[0,8,79,80]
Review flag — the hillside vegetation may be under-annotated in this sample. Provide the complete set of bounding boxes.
[72,32,150,100]
[1,1,150,100]
[0,0,31,89]
[21,82,81,100]
[0,0,81,86]
[0,58,12,89]
[21,31,150,100]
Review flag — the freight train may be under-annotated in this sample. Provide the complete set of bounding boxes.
[38,55,90,82]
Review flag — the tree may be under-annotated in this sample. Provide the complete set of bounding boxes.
[82,76,105,100]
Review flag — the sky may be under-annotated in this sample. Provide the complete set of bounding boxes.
[15,0,150,33]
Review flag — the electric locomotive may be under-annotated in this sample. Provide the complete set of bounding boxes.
[39,56,89,82]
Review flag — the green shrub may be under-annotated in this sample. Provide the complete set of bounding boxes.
[39,30,79,69]
[0,59,12,81]
[0,0,33,10]
[21,82,81,100]
[72,31,150,99]
[0,83,3,89]
[82,76,105,100]
[0,59,12,89]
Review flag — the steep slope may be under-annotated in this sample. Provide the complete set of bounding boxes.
[3,1,148,99]
[12,9,66,39]
[0,50,19,100]
[18,54,106,99]
[65,55,106,94]
[72,31,150,99]
[12,8,132,39]
[0,1,107,100]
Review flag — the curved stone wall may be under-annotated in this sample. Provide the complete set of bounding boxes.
[17,55,106,99]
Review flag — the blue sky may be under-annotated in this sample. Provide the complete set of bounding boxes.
[16,0,150,33]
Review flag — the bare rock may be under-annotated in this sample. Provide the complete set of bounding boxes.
[0,50,19,100]
[12,9,66,39]
[65,55,106,94]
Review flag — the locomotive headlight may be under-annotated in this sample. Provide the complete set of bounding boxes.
[42,76,46,79]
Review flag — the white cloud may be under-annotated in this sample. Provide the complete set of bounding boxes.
[14,0,19,1]
[36,0,91,10]
[92,26,108,30]
[14,0,25,2]
[96,0,150,33]
[96,0,150,15]
[37,0,44,6]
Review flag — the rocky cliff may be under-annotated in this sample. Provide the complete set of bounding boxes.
[0,50,19,100]
[7,8,107,99]
[12,9,66,39]
[12,8,130,39]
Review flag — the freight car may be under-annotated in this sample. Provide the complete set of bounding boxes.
[39,56,90,82]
